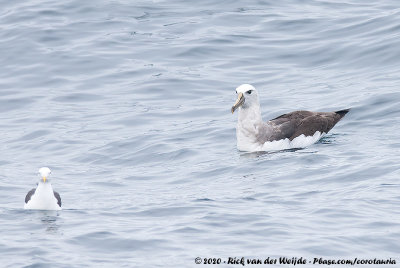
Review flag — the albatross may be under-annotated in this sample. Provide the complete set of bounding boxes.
[24,167,61,210]
[231,84,350,152]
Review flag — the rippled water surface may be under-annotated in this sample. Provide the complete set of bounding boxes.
[1,0,400,267]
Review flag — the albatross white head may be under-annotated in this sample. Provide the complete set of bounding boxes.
[39,167,51,183]
[231,84,262,119]
[231,84,264,151]
[231,84,261,113]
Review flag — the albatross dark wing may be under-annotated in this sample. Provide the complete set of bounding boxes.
[53,191,62,207]
[335,108,350,118]
[25,188,36,204]
[269,109,350,141]
[271,110,315,123]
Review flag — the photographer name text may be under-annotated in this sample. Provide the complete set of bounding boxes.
[194,256,396,266]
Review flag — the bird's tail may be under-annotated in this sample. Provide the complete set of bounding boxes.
[335,108,351,119]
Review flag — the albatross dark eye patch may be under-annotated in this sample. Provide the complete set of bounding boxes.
[246,90,252,94]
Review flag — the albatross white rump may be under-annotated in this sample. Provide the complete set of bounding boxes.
[231,84,349,152]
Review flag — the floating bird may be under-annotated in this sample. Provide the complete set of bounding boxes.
[24,167,61,210]
[231,84,350,152]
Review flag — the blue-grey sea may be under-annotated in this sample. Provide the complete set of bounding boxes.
[1,0,400,267]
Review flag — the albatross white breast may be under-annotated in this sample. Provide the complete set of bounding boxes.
[231,84,350,152]
[24,167,61,211]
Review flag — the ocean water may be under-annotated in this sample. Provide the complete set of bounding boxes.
[1,0,400,267]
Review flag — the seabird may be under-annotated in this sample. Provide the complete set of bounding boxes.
[24,167,62,210]
[231,84,350,152]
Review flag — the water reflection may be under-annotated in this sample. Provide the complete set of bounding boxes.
[239,147,304,158]
[26,210,61,234]
[41,212,60,234]
[317,134,338,144]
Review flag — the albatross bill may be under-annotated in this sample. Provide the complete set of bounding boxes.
[231,92,244,113]
[24,167,62,211]
[232,84,350,152]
